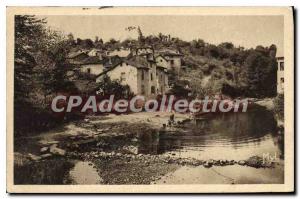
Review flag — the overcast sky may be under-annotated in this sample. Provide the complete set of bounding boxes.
[41,15,284,56]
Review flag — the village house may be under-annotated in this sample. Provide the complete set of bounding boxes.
[87,48,103,58]
[277,56,284,93]
[106,48,131,58]
[130,46,154,56]
[155,49,183,74]
[96,55,168,98]
[66,51,89,64]
[77,56,105,75]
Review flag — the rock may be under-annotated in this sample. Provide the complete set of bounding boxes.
[131,138,138,142]
[28,153,41,161]
[47,141,59,145]
[203,161,213,168]
[50,145,66,156]
[40,153,52,159]
[39,140,59,146]
[238,160,246,165]
[246,156,264,168]
[40,147,49,154]
[84,118,90,122]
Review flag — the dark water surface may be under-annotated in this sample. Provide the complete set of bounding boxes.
[137,107,284,160]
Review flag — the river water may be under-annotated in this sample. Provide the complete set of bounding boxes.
[15,107,284,184]
[136,107,284,161]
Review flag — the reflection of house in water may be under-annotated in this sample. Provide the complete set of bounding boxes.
[136,130,183,155]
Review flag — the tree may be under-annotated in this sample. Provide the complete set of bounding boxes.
[14,15,75,134]
[245,50,277,97]
[97,75,134,99]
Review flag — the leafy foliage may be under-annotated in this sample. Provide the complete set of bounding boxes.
[14,15,75,135]
[97,75,134,99]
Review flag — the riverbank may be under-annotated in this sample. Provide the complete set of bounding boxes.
[14,109,284,184]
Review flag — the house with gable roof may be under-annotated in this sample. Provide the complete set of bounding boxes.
[155,49,183,73]
[96,55,168,98]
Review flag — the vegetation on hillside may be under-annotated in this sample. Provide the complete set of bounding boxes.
[14,16,279,135]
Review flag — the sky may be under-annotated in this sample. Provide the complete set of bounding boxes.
[40,15,284,56]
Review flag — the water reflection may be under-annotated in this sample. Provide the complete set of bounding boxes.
[136,108,284,160]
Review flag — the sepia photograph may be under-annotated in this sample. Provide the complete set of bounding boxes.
[6,7,294,193]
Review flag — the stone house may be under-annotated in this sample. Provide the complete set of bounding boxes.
[107,48,131,58]
[87,48,103,58]
[155,49,183,73]
[130,46,154,56]
[66,51,89,64]
[96,55,168,98]
[78,56,105,76]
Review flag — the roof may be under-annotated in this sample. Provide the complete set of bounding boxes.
[155,54,169,61]
[125,55,149,69]
[80,56,104,65]
[131,45,153,50]
[96,55,150,78]
[103,55,122,68]
[158,49,183,57]
[67,51,88,59]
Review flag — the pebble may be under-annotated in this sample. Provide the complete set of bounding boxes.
[40,153,52,159]
[40,147,49,153]
[238,160,246,165]
[28,153,41,161]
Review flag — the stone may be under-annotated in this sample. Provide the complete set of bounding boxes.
[39,140,59,146]
[40,147,49,154]
[203,161,213,168]
[40,153,52,159]
[238,160,246,165]
[50,145,66,156]
[28,153,41,161]
[47,141,59,145]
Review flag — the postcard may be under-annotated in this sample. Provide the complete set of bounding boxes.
[7,6,294,193]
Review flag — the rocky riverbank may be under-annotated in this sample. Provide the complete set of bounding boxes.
[14,110,284,185]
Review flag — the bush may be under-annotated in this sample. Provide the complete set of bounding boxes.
[274,94,284,120]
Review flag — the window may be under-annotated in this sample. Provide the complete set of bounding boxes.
[280,62,284,71]
[151,86,156,94]
[120,72,126,81]
[151,73,153,81]
[280,78,284,83]
[170,60,174,65]
[141,71,144,80]
[87,68,91,74]
[141,85,145,95]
